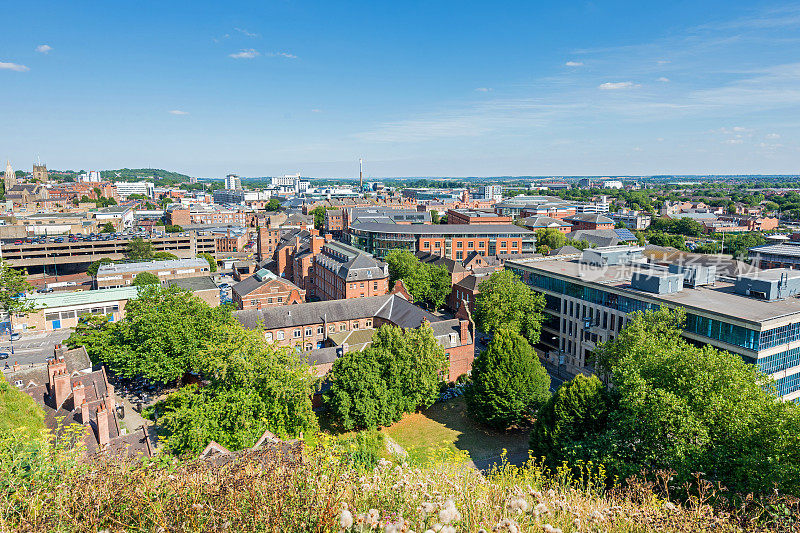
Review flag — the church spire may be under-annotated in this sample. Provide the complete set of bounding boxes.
[4,160,16,190]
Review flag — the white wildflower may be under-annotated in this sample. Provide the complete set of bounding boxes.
[664,501,677,511]
[339,509,354,530]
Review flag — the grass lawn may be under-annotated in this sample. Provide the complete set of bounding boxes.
[382,398,530,465]
[0,375,45,438]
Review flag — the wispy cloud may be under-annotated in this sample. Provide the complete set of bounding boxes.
[565,61,584,67]
[657,77,670,82]
[475,87,492,92]
[229,48,260,59]
[311,109,322,113]
[213,34,231,43]
[723,138,744,144]
[598,81,638,90]
[234,27,259,38]
[766,133,781,139]
[35,45,52,54]
[266,51,297,59]
[0,62,29,72]
[168,110,189,115]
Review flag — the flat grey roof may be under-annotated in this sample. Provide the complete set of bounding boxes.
[508,258,800,326]
[97,258,207,276]
[349,222,534,235]
[750,243,800,258]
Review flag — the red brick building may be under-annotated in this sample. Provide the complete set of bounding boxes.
[256,225,281,262]
[234,291,475,381]
[311,241,389,300]
[232,268,305,310]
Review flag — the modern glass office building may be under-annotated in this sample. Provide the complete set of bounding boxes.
[507,250,800,401]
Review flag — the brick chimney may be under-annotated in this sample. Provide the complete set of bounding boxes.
[47,357,66,389]
[72,381,85,410]
[53,370,71,409]
[105,382,116,414]
[311,236,323,256]
[96,405,110,448]
[459,319,469,345]
[80,400,90,424]
[324,233,332,241]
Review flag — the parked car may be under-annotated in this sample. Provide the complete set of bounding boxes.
[10,332,21,340]
[0,353,10,360]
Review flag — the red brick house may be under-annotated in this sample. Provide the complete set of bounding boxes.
[232,268,305,310]
[563,213,614,231]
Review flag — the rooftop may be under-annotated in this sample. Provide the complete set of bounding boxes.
[349,222,534,235]
[97,258,208,276]
[166,276,218,291]
[24,286,140,309]
[508,257,800,326]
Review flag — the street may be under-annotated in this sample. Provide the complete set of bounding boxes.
[0,329,73,366]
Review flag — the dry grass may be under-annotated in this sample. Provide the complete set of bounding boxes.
[1,429,797,533]
[383,399,530,466]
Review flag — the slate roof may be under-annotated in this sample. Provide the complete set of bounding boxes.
[234,294,436,330]
[567,229,621,248]
[518,216,573,228]
[3,346,91,384]
[316,241,388,281]
[233,272,300,299]
[415,252,467,274]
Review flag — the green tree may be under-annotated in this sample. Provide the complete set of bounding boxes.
[160,197,173,206]
[132,272,160,286]
[100,222,115,233]
[164,224,183,233]
[0,260,34,330]
[310,205,329,230]
[325,324,447,430]
[474,270,545,345]
[68,285,233,383]
[386,249,419,285]
[385,250,451,309]
[88,257,114,277]
[265,198,282,211]
[126,237,154,260]
[154,324,318,455]
[534,307,800,497]
[430,211,441,224]
[535,228,566,253]
[466,329,550,429]
[152,251,179,260]
[529,374,611,466]
[198,252,218,272]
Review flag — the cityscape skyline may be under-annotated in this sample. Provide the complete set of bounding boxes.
[2,1,800,177]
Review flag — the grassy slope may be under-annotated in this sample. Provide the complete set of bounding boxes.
[0,375,45,438]
[383,398,530,464]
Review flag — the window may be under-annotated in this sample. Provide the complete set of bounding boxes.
[329,325,335,333]
[360,282,364,288]
[340,324,347,331]
[277,331,285,340]
[293,329,301,338]
[251,300,257,306]
[366,320,372,327]
[265,332,273,342]
[479,241,485,248]
[456,241,463,248]
[467,241,474,249]
[277,297,283,302]
[373,282,378,291]
[456,251,463,260]
[422,242,429,248]
[317,325,324,334]
[353,322,359,330]
[305,327,312,337]
[305,343,312,351]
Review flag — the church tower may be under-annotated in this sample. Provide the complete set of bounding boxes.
[33,162,48,182]
[4,160,16,191]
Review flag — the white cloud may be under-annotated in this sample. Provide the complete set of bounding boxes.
[657,60,671,65]
[168,110,189,115]
[35,45,52,54]
[598,81,638,90]
[724,138,744,144]
[311,109,322,113]
[656,137,665,142]
[475,87,492,92]
[633,146,643,152]
[766,133,781,139]
[266,51,297,59]
[234,27,259,38]
[229,48,260,59]
[0,62,29,72]
[657,76,670,82]
[565,61,584,67]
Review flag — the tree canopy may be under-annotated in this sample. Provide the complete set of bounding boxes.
[466,328,550,429]
[385,250,452,309]
[100,222,115,233]
[325,323,447,430]
[197,252,217,272]
[0,259,34,318]
[474,269,545,345]
[530,307,800,497]
[265,198,282,211]
[126,238,153,260]
[132,272,160,286]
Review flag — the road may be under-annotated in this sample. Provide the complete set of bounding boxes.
[0,329,73,366]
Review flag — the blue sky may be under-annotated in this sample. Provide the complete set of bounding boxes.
[2,1,800,178]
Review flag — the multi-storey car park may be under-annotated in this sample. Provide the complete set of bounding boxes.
[347,222,536,260]
[506,246,800,401]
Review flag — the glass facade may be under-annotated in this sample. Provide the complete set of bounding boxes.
[684,314,759,352]
[757,347,800,375]
[775,371,800,397]
[758,322,800,350]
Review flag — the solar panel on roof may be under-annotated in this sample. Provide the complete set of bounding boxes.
[613,228,637,241]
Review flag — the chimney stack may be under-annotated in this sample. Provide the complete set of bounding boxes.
[311,235,323,256]
[459,319,469,345]
[53,369,71,409]
[96,405,110,448]
[72,381,85,410]
[47,357,66,389]
[80,400,90,424]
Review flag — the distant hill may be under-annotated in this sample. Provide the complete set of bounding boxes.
[101,168,193,185]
